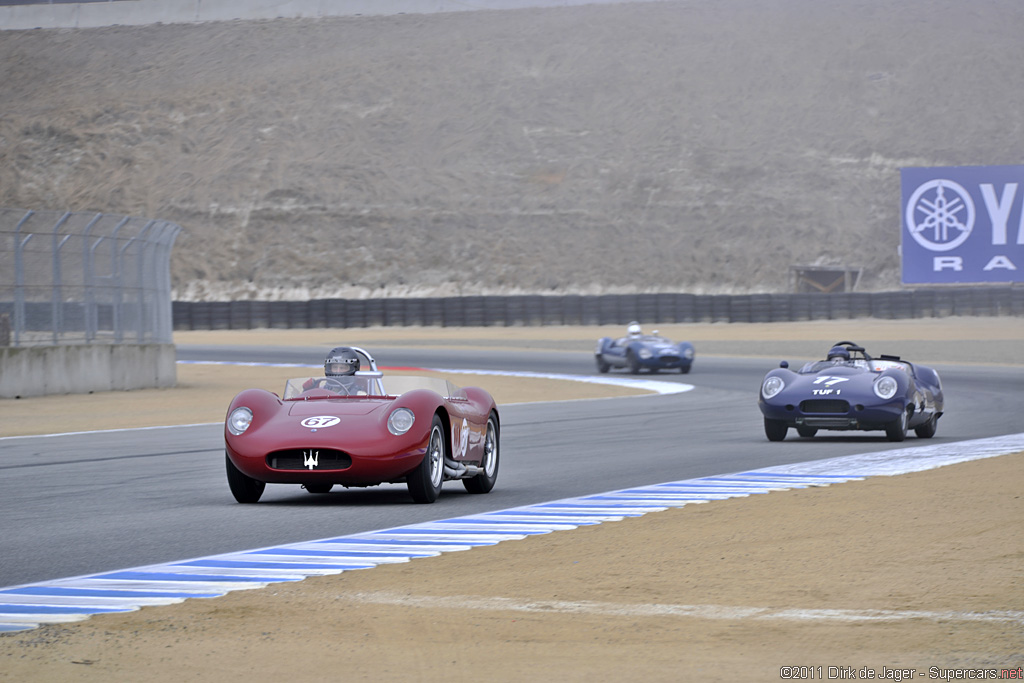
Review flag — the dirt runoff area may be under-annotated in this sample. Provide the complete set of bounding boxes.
[1,318,1022,682]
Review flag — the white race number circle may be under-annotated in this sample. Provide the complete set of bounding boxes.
[301,416,341,428]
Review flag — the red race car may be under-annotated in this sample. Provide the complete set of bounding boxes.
[224,346,499,504]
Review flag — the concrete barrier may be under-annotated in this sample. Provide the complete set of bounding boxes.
[0,344,176,398]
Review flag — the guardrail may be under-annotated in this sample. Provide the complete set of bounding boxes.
[172,287,1024,330]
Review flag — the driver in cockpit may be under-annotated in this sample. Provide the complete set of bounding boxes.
[826,345,851,365]
[303,346,364,393]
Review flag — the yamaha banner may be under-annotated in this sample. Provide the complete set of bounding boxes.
[901,164,1024,284]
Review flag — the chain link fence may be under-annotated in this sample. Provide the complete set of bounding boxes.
[0,208,181,347]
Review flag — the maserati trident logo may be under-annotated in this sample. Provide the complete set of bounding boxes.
[303,450,319,470]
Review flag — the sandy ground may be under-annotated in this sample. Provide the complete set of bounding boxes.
[1,319,1022,681]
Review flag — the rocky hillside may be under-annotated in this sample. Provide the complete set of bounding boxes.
[1,0,1022,300]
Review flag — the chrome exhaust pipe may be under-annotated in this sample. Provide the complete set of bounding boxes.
[443,459,484,479]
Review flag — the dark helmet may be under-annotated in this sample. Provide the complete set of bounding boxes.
[324,347,360,376]
[827,345,850,362]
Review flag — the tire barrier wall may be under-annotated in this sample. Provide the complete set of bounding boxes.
[172,287,1024,330]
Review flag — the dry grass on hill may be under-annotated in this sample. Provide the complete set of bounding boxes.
[1,1,1023,300]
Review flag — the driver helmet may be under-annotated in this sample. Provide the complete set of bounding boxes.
[826,346,850,362]
[324,347,360,376]
[627,321,642,337]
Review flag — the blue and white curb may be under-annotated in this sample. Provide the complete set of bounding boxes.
[2,432,1022,633]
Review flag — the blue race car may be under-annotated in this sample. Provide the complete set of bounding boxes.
[758,341,943,442]
[595,322,695,374]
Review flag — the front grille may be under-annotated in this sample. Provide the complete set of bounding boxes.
[800,399,850,414]
[658,354,681,363]
[267,449,352,471]
[803,417,856,428]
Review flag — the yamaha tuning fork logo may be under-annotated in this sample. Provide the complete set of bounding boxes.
[905,179,975,252]
[901,165,1023,284]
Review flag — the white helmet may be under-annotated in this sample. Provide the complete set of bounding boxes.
[627,321,642,336]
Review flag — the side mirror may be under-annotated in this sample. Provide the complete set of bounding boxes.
[779,360,789,369]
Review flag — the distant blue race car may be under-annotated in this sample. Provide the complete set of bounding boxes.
[595,329,695,374]
[758,341,943,442]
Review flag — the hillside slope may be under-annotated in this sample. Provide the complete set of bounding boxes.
[1,0,1022,300]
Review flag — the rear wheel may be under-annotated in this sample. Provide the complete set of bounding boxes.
[914,415,937,439]
[764,418,788,442]
[886,410,909,442]
[408,416,445,504]
[464,414,499,494]
[226,452,265,504]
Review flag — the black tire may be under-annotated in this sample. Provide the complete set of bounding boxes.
[408,415,445,504]
[226,452,265,504]
[914,415,937,439]
[627,350,641,374]
[886,410,909,442]
[680,364,691,374]
[303,484,333,494]
[464,414,499,494]
[796,425,818,438]
[764,418,788,442]
[595,356,610,374]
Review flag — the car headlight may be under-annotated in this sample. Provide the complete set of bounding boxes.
[682,347,694,359]
[761,376,785,399]
[387,408,415,435]
[873,375,899,400]
[638,348,653,359]
[227,407,253,436]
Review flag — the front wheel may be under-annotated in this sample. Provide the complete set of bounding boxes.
[627,351,641,374]
[886,410,909,442]
[595,356,610,374]
[226,452,265,503]
[408,416,445,504]
[796,425,818,438]
[464,414,499,494]
[764,418,788,442]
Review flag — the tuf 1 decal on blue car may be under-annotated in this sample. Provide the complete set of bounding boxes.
[758,341,944,443]
[595,321,695,375]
